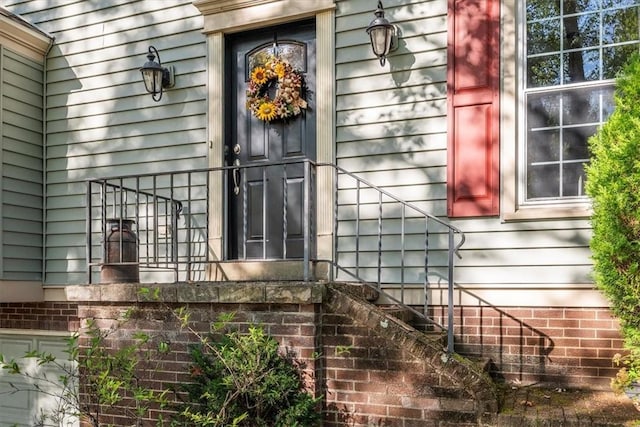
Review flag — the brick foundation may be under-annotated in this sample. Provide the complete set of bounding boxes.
[431,305,624,389]
[0,284,626,425]
[0,302,79,331]
[75,300,322,425]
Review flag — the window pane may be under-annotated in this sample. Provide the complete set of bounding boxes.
[562,162,587,197]
[528,19,561,54]
[603,44,639,79]
[563,126,594,160]
[562,87,604,125]
[602,86,615,119]
[563,0,599,15]
[528,0,560,21]
[602,0,639,10]
[528,92,561,127]
[528,130,560,162]
[528,55,561,87]
[528,164,560,199]
[563,48,600,82]
[603,7,640,44]
[246,42,307,81]
[563,12,600,50]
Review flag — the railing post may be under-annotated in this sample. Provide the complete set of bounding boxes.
[101,182,107,271]
[303,160,311,281]
[332,166,339,282]
[187,172,192,282]
[423,218,429,320]
[377,191,382,287]
[447,228,455,354]
[283,164,288,259]
[86,181,93,284]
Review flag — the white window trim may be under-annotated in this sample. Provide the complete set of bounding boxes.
[501,0,592,221]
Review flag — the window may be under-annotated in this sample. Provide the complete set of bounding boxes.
[524,0,639,203]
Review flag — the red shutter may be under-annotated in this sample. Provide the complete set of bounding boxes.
[447,0,500,217]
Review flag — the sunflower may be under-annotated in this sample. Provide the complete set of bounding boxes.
[274,62,286,79]
[251,66,268,85]
[256,102,277,121]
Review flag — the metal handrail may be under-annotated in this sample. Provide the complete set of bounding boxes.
[85,159,465,353]
[322,163,464,353]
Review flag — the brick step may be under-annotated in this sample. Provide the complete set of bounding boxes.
[335,282,379,301]
[468,356,493,373]
[325,281,499,425]
[379,304,414,323]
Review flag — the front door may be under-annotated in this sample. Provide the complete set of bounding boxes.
[226,21,316,260]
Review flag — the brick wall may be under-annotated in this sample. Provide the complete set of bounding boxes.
[3,283,625,425]
[65,283,497,426]
[322,311,480,427]
[0,302,79,331]
[68,284,324,426]
[431,305,624,389]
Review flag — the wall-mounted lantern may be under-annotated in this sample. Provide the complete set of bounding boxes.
[366,1,398,66]
[140,45,174,102]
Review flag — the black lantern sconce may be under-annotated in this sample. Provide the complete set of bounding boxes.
[140,46,175,102]
[366,1,398,66]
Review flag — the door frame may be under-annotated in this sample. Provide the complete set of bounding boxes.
[193,0,336,278]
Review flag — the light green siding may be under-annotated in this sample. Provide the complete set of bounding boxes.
[5,0,207,285]
[2,0,594,295]
[1,47,44,281]
[335,0,592,291]
[335,0,451,284]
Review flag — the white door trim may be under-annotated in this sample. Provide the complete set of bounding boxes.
[196,1,335,272]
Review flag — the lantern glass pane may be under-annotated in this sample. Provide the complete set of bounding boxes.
[141,69,163,94]
[370,26,391,56]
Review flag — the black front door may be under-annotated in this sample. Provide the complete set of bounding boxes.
[226,21,316,259]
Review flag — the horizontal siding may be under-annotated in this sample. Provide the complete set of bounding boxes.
[335,0,593,293]
[0,0,596,294]
[1,46,44,281]
[5,0,206,285]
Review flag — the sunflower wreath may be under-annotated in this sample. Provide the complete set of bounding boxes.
[246,55,308,122]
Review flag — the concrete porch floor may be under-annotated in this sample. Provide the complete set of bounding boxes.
[484,385,640,426]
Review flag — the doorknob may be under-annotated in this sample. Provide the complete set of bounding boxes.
[233,144,241,155]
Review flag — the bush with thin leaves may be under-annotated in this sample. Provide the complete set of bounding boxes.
[586,53,640,394]
[172,318,321,427]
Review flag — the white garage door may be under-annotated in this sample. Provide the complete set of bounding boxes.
[0,331,78,427]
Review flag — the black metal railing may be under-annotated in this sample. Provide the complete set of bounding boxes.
[86,160,464,352]
[330,164,464,352]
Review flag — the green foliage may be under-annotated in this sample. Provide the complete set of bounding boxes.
[173,320,321,427]
[0,315,170,427]
[2,287,321,426]
[612,349,640,394]
[586,53,640,393]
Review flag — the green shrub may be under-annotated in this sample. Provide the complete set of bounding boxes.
[586,53,640,392]
[173,321,321,427]
[0,315,170,426]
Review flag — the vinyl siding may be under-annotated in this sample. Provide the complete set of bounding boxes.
[2,0,595,296]
[1,47,44,281]
[335,0,593,293]
[335,0,450,285]
[5,0,206,285]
